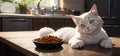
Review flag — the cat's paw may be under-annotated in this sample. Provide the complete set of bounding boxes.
[100,39,113,48]
[69,39,84,48]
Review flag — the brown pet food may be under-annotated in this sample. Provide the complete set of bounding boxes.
[35,35,62,43]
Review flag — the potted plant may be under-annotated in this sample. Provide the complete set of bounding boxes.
[18,1,27,14]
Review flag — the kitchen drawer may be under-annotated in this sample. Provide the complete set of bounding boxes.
[103,25,120,37]
[2,18,32,31]
[104,19,120,25]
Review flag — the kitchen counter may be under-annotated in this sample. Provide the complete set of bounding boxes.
[0,13,70,19]
[0,31,120,56]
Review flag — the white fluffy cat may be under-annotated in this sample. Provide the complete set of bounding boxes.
[38,4,113,48]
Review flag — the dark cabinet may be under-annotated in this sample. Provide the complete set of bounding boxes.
[0,18,2,31]
[85,0,110,18]
[49,19,65,30]
[65,19,75,27]
[1,17,75,31]
[85,0,120,19]
[5,45,25,56]
[32,18,75,30]
[0,41,25,56]
[85,0,120,37]
[0,42,5,56]
[103,25,120,37]
[111,0,120,18]
[2,18,32,31]
[32,19,48,30]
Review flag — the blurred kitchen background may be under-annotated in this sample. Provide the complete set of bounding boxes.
[0,0,84,15]
[0,0,120,37]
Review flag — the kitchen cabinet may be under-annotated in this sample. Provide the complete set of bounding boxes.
[5,45,25,56]
[32,18,75,30]
[0,18,2,31]
[49,19,65,30]
[65,19,75,27]
[103,19,120,37]
[2,18,32,31]
[0,41,25,56]
[0,42,5,56]
[84,0,110,18]
[0,15,75,31]
[85,0,120,37]
[32,19,48,30]
[111,0,120,18]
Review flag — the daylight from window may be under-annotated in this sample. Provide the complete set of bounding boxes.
[0,0,58,7]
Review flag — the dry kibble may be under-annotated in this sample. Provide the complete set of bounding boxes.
[35,35,62,43]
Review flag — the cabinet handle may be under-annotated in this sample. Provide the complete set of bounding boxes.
[101,17,108,19]
[111,17,117,19]
[104,25,120,27]
[8,19,28,22]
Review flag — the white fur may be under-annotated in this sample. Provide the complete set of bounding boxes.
[49,27,75,42]
[38,27,55,37]
[38,5,113,49]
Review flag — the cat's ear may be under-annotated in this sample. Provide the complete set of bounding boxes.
[90,4,98,15]
[71,15,77,25]
[71,15,80,25]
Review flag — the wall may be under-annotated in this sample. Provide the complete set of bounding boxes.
[63,0,85,13]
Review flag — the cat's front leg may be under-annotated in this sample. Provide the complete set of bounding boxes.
[100,38,113,48]
[68,38,84,48]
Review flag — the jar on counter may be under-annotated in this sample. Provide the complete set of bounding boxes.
[26,8,31,14]
[31,8,37,15]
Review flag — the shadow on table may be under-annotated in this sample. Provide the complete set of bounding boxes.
[111,47,120,56]
[77,44,112,52]
[75,44,120,56]
[35,46,63,53]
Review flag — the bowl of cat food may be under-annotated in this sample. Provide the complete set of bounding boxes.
[33,35,64,49]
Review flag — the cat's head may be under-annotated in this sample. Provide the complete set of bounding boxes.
[71,4,103,34]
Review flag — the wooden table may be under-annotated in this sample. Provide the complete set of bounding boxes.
[0,31,120,56]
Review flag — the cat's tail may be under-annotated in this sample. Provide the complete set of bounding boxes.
[38,27,55,37]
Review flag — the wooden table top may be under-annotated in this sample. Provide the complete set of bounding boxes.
[0,31,120,56]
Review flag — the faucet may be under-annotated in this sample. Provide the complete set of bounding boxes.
[36,0,42,14]
[50,6,54,14]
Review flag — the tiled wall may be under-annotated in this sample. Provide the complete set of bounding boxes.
[63,0,85,13]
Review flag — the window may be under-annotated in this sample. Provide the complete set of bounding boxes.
[40,0,58,7]
[5,0,58,8]
[0,0,59,7]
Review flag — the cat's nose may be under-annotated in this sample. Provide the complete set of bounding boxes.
[87,27,89,29]
[87,27,90,31]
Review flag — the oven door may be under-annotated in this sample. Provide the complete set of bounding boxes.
[2,18,32,31]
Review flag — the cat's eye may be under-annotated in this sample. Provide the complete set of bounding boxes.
[80,24,86,28]
[88,17,94,24]
[89,20,94,24]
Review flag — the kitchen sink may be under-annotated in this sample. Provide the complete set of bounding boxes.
[43,14,67,16]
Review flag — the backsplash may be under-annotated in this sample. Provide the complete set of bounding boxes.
[63,0,85,14]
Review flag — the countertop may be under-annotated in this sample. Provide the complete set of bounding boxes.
[0,13,71,19]
[0,31,120,56]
